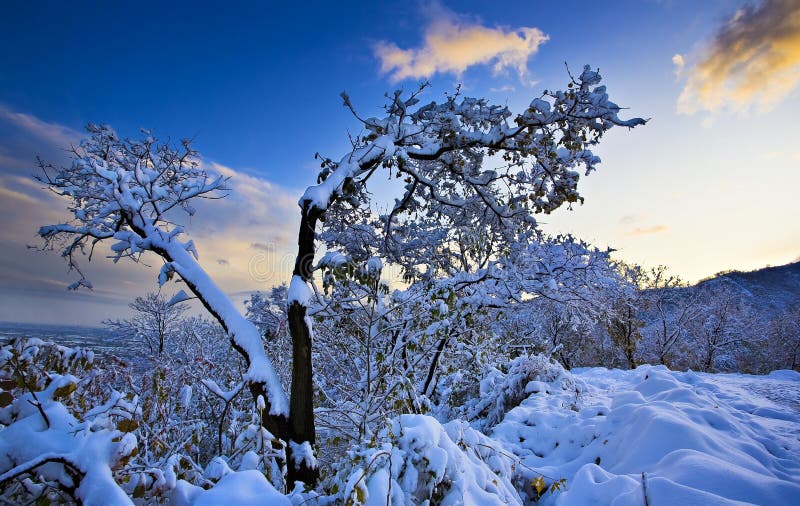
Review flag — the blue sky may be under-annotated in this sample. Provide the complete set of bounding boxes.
[1,0,798,324]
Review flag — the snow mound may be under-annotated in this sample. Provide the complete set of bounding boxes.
[172,470,290,506]
[492,365,800,505]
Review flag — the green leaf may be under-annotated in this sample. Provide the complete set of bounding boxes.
[53,381,77,399]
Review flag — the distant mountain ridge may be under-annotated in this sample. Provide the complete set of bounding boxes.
[695,260,800,314]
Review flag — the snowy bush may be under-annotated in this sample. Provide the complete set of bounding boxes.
[0,328,289,504]
[244,284,293,392]
[328,414,523,506]
[107,313,290,499]
[0,338,137,505]
[446,354,578,431]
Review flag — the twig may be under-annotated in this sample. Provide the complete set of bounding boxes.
[473,442,563,483]
[0,453,78,488]
[10,359,50,429]
[641,472,649,506]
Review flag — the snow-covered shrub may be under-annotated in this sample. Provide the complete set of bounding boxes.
[107,314,289,499]
[448,354,578,431]
[244,284,292,391]
[327,414,523,506]
[0,328,289,504]
[0,338,138,505]
[308,273,511,472]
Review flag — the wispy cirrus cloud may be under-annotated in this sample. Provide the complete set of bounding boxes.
[0,107,78,140]
[374,4,548,83]
[625,225,669,237]
[677,0,800,114]
[0,105,82,180]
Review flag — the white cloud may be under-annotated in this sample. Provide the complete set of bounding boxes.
[672,54,685,76]
[374,5,548,82]
[0,105,81,150]
[187,161,300,290]
[677,0,800,114]
[490,85,516,93]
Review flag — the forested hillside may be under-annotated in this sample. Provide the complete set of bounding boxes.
[635,261,800,373]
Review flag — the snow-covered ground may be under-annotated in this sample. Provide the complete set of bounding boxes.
[177,364,800,505]
[494,365,800,505]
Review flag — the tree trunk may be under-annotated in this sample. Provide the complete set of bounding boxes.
[286,205,320,487]
[624,308,638,369]
[625,345,636,370]
[703,347,714,372]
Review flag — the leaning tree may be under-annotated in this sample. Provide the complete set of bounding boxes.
[35,126,291,446]
[286,65,645,484]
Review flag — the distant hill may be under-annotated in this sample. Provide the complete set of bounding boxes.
[636,260,800,372]
[695,261,800,315]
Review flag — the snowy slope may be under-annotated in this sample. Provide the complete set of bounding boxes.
[493,365,800,505]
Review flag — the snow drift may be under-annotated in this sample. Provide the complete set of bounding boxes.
[492,364,800,505]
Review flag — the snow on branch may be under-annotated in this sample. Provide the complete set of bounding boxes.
[35,125,228,288]
[306,66,645,285]
[300,65,645,222]
[35,125,289,418]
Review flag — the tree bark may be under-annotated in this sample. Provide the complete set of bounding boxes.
[286,204,320,487]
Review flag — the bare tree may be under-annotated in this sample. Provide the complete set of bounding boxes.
[769,306,800,371]
[638,267,700,368]
[606,263,648,369]
[688,285,746,372]
[104,292,188,356]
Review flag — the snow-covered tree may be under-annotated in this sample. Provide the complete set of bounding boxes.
[605,263,648,369]
[686,283,749,372]
[38,66,644,486]
[638,267,700,368]
[766,305,800,371]
[286,66,644,483]
[104,292,188,356]
[35,126,290,448]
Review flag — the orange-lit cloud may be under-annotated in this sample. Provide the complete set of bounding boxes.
[678,0,800,114]
[374,6,547,82]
